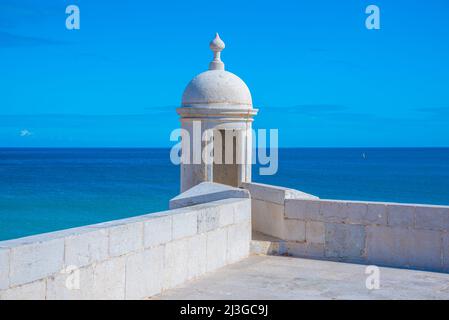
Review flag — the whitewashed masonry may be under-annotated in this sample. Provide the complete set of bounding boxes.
[0,183,251,300]
[245,182,449,272]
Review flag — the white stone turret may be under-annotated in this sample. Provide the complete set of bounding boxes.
[177,33,258,192]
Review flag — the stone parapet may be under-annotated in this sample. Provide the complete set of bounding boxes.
[244,182,449,272]
[0,186,251,299]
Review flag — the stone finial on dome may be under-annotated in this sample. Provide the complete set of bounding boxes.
[209,33,225,71]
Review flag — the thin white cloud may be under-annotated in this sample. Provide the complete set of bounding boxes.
[19,129,32,137]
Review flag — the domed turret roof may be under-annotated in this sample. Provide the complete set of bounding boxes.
[181,34,253,109]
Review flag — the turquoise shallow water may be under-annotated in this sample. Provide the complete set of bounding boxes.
[1,148,449,241]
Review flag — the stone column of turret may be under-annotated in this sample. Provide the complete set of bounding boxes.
[177,33,258,192]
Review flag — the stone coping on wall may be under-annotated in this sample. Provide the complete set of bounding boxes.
[170,181,249,209]
[241,182,319,205]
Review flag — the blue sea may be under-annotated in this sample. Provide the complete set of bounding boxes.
[1,148,449,241]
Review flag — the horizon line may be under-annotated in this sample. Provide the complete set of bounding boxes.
[1,146,449,149]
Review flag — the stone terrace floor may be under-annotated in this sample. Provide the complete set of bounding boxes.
[152,255,449,300]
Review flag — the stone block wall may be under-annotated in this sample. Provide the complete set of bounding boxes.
[0,197,251,300]
[244,182,449,272]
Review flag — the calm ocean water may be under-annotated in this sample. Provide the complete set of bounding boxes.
[1,148,449,241]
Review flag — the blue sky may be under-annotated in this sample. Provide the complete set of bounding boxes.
[0,0,448,147]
